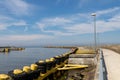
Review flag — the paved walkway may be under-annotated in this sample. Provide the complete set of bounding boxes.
[102,49,120,80]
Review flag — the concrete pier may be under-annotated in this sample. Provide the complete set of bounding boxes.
[103,49,120,80]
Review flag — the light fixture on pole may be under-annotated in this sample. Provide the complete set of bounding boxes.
[91,13,97,52]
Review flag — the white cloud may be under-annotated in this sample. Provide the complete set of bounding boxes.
[64,23,93,34]
[36,23,45,32]
[41,17,72,26]
[0,6,120,45]
[36,17,72,33]
[35,7,120,36]
[54,31,75,36]
[0,0,30,31]
[65,19,120,35]
[0,20,28,31]
[0,34,53,41]
[0,0,33,16]
[12,20,27,26]
[108,14,120,22]
[0,24,8,30]
[0,15,14,21]
[96,7,120,16]
[0,15,28,31]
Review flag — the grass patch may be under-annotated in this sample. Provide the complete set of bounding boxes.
[101,45,120,53]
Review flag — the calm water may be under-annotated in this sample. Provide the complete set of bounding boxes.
[0,48,69,73]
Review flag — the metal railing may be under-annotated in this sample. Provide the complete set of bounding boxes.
[99,49,107,80]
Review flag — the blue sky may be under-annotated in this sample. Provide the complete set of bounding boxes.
[0,0,120,46]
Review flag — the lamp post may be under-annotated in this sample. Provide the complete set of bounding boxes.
[91,13,97,52]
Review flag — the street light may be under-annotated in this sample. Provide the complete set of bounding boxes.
[91,13,97,52]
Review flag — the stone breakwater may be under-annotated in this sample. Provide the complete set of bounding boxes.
[0,46,25,52]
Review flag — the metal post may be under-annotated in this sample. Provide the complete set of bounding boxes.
[91,13,97,52]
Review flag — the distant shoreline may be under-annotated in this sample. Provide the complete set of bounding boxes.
[43,46,77,49]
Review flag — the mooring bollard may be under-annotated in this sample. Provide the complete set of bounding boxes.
[50,58,56,67]
[45,59,53,71]
[22,66,34,80]
[30,64,40,79]
[0,74,12,80]
[36,60,46,76]
[8,69,27,80]
[54,56,61,65]
[23,66,31,73]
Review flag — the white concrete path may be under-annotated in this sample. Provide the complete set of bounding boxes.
[102,49,120,80]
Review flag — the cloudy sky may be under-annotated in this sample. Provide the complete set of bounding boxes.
[0,0,120,46]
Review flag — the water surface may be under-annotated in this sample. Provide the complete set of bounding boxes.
[0,48,69,73]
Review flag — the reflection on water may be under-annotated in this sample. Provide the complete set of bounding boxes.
[0,48,69,74]
[0,52,10,55]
